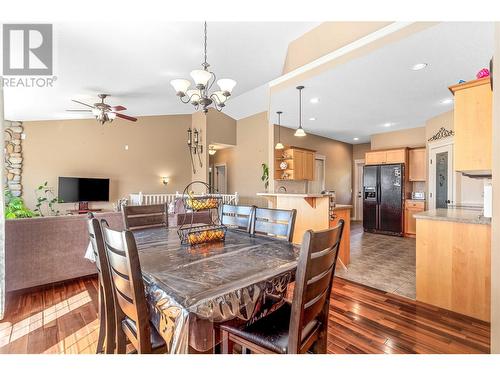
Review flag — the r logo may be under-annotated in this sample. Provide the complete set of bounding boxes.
[3,24,53,76]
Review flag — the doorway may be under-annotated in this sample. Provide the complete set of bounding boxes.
[428,139,455,209]
[214,164,227,194]
[353,159,365,221]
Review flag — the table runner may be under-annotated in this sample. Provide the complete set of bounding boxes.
[135,227,299,353]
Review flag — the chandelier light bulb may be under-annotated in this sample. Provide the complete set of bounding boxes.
[217,79,237,95]
[190,69,212,88]
[170,79,191,95]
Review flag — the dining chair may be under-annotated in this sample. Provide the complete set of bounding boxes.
[221,204,256,232]
[122,203,168,231]
[220,220,345,354]
[87,213,116,354]
[251,207,297,242]
[100,219,167,354]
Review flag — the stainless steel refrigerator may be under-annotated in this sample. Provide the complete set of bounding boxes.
[363,164,404,236]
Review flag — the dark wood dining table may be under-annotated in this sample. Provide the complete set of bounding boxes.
[133,227,299,353]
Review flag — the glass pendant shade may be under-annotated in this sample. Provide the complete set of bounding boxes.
[190,69,212,87]
[187,89,201,103]
[107,112,116,120]
[92,108,101,116]
[275,142,284,150]
[212,91,228,105]
[208,147,217,156]
[217,78,237,94]
[170,79,191,94]
[294,127,306,137]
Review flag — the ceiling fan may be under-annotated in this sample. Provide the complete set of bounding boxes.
[67,94,138,125]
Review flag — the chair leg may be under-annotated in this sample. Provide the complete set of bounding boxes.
[115,328,127,354]
[96,286,106,354]
[312,331,328,354]
[221,330,234,354]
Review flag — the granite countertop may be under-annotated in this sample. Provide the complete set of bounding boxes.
[413,208,491,225]
[256,193,330,198]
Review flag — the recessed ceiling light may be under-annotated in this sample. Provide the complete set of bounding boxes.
[310,97,320,104]
[353,137,359,141]
[309,117,316,121]
[383,122,393,128]
[440,98,453,105]
[411,63,428,71]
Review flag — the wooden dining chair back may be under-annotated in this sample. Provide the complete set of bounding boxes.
[252,207,297,242]
[100,220,166,354]
[288,219,345,353]
[221,204,255,232]
[122,203,168,231]
[87,213,115,354]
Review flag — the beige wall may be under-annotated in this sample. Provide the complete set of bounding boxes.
[491,22,500,354]
[207,109,236,146]
[275,127,353,205]
[212,112,269,206]
[426,110,453,139]
[191,111,209,184]
[353,142,371,160]
[371,126,426,150]
[22,115,192,211]
[283,22,392,74]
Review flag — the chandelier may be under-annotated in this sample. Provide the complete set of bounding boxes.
[170,22,237,113]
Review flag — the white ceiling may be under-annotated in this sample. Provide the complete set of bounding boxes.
[270,22,495,144]
[3,21,318,121]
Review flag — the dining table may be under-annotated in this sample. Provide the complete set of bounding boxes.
[133,227,300,354]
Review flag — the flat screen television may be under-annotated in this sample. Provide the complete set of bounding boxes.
[58,177,110,203]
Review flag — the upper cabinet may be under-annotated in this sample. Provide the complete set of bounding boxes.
[449,77,492,173]
[408,148,426,181]
[365,148,407,165]
[274,146,315,181]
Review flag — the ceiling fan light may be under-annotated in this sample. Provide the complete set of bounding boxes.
[294,127,306,137]
[107,112,116,120]
[92,108,101,116]
[217,79,236,95]
[170,79,191,95]
[190,69,212,87]
[275,142,285,150]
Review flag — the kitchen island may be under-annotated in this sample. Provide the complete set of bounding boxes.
[257,193,352,265]
[414,208,491,321]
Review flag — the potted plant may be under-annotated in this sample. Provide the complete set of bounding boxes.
[4,189,35,219]
[34,181,63,217]
[261,163,269,191]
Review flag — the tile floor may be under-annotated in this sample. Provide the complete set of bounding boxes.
[336,221,416,299]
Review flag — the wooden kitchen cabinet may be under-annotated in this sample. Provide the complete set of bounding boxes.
[409,148,426,181]
[365,150,386,165]
[449,77,492,172]
[274,146,315,181]
[365,148,407,165]
[404,200,425,237]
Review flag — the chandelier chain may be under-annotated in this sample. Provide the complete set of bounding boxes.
[204,21,208,69]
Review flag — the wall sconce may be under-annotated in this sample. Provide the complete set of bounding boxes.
[187,128,203,173]
[208,145,217,156]
[162,177,170,186]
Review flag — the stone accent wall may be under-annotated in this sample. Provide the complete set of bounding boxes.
[3,121,23,197]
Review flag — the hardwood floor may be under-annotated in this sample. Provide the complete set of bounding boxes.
[0,276,490,354]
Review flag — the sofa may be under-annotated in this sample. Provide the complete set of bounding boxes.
[4,212,124,292]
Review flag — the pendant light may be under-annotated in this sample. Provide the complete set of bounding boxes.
[275,111,284,150]
[294,85,306,137]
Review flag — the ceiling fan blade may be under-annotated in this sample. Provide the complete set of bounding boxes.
[110,105,127,111]
[71,99,95,108]
[116,113,138,122]
[66,109,92,112]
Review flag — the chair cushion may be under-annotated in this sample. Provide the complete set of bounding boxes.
[122,317,166,350]
[220,302,319,354]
